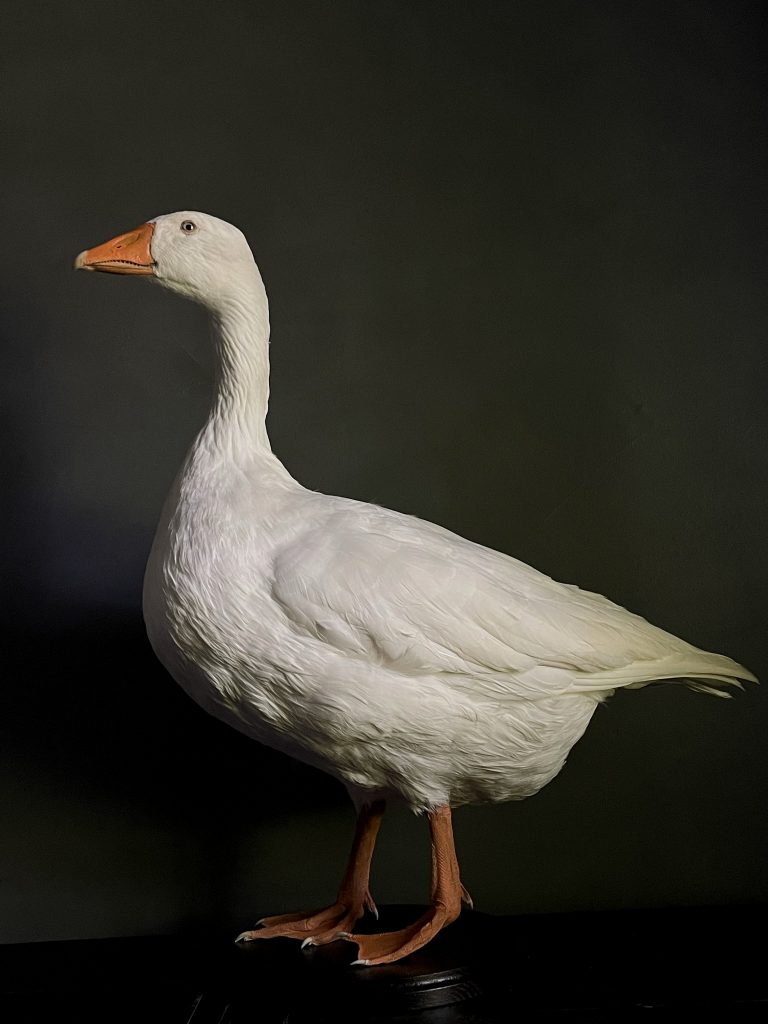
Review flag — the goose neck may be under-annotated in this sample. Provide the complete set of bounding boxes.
[209,285,271,453]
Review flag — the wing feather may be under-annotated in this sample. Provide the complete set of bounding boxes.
[271,501,753,696]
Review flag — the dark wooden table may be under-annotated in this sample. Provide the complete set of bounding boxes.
[1,905,765,1022]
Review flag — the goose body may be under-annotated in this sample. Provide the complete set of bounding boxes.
[77,211,755,964]
[143,451,603,809]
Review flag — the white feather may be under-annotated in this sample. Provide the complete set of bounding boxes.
[137,211,754,812]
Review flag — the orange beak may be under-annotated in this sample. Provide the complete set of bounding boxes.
[74,222,156,275]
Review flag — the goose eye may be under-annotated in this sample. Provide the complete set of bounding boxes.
[180,220,197,234]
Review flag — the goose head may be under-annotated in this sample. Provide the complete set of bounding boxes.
[75,211,262,313]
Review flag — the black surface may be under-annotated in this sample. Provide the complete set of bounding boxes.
[1,904,766,1023]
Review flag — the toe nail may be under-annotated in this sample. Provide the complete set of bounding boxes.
[301,938,315,950]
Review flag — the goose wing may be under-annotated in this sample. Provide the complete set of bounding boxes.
[271,502,751,697]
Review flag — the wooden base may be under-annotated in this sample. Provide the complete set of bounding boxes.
[187,909,485,1022]
[249,905,484,1020]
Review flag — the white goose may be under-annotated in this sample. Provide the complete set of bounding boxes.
[75,211,755,966]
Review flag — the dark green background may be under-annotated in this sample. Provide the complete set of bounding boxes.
[2,1,765,943]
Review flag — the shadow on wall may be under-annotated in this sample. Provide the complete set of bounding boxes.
[3,610,348,942]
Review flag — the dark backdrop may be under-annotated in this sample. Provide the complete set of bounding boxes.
[1,1,766,944]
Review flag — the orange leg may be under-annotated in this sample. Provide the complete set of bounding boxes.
[235,800,385,947]
[342,805,470,966]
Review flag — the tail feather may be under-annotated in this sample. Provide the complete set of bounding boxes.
[570,651,757,698]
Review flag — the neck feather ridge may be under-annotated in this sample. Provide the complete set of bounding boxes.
[209,282,271,454]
